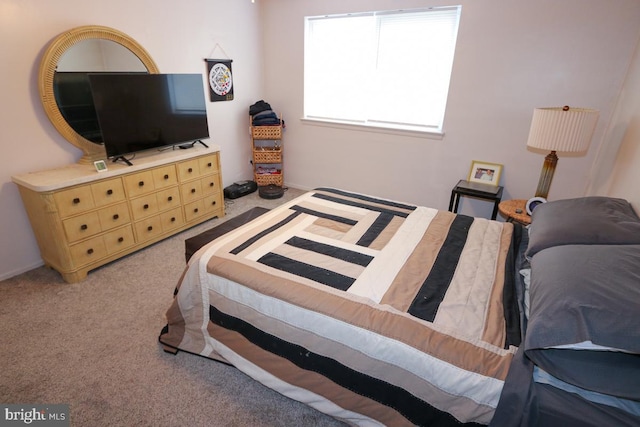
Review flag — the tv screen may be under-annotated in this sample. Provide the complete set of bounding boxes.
[89,73,209,159]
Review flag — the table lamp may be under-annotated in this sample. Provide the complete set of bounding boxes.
[526,106,599,199]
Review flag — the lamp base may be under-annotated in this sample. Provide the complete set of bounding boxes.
[535,151,558,199]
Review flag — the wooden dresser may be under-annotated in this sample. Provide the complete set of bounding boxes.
[12,146,224,283]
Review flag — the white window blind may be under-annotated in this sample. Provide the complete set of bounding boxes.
[304,6,461,133]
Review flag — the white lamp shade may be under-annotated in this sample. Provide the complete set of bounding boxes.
[526,107,599,153]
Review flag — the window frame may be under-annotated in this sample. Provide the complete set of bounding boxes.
[302,6,462,138]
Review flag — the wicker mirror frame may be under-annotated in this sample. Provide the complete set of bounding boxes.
[39,25,159,164]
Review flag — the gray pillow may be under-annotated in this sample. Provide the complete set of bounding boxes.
[525,244,640,400]
[526,197,640,258]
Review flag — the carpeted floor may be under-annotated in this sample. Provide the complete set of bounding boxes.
[0,187,347,426]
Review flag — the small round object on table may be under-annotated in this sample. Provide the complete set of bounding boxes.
[526,196,547,215]
[498,199,531,225]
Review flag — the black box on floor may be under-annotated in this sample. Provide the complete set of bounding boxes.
[224,180,257,199]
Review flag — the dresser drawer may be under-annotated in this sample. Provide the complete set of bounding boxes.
[130,193,160,220]
[181,180,203,204]
[152,165,178,189]
[176,158,201,181]
[184,199,205,222]
[63,211,101,243]
[202,194,223,216]
[104,226,135,255]
[91,178,125,208]
[97,201,131,232]
[69,235,108,268]
[200,174,220,196]
[54,185,95,217]
[199,154,219,175]
[160,207,185,232]
[134,216,163,242]
[156,187,181,211]
[124,170,155,198]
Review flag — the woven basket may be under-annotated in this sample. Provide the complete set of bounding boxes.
[254,173,283,187]
[253,150,282,163]
[252,126,282,139]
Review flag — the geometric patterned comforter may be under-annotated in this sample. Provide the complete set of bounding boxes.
[160,188,523,426]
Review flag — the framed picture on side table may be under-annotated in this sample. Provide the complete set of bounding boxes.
[467,160,503,186]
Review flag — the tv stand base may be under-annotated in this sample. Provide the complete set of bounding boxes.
[112,155,133,166]
[178,140,209,150]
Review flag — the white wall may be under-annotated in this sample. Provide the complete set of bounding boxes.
[0,0,263,280]
[260,0,640,210]
[589,36,640,211]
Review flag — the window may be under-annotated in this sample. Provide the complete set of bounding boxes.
[304,6,461,135]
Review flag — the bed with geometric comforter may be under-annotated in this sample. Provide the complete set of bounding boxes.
[159,188,525,426]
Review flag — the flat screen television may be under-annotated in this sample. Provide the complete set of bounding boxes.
[88,73,209,163]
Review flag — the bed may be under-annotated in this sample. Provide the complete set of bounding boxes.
[159,188,640,426]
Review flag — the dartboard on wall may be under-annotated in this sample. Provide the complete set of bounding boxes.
[205,59,234,102]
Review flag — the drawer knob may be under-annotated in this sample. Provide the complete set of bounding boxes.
[147,226,153,231]
[170,217,176,222]
[209,182,214,187]
[107,189,113,195]
[118,237,124,243]
[207,162,212,167]
[87,248,94,255]
[164,174,169,180]
[138,181,145,187]
[191,188,196,194]
[113,214,119,220]
[168,196,173,202]
[143,204,149,210]
[73,198,80,204]
[193,208,199,213]
[188,167,193,173]
[211,201,217,206]
[81,224,88,230]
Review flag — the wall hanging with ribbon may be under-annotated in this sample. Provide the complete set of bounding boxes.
[205,42,234,102]
[205,58,234,102]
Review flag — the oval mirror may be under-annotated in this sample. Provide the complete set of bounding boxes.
[39,25,159,164]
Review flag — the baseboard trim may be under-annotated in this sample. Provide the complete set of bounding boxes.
[0,260,45,282]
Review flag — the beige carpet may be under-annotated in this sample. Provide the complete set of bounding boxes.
[0,187,347,427]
